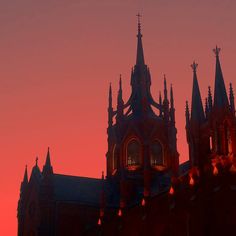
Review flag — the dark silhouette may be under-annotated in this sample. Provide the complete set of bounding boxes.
[18,17,236,236]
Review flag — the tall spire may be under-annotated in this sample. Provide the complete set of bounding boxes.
[190,61,205,123]
[213,46,229,108]
[229,83,235,114]
[42,147,53,176]
[136,13,145,66]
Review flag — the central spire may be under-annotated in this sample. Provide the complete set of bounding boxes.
[136,13,145,66]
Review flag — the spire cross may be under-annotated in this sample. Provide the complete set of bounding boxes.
[136,13,142,25]
[36,157,38,166]
[213,46,221,57]
[191,61,198,72]
[136,13,142,34]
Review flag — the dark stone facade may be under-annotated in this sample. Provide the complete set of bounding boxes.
[17,19,236,236]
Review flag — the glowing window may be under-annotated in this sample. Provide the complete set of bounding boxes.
[150,141,163,166]
[127,139,141,166]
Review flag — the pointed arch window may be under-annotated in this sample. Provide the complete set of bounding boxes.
[150,140,164,166]
[126,139,141,167]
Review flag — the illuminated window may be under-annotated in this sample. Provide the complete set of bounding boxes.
[150,141,163,166]
[127,139,141,166]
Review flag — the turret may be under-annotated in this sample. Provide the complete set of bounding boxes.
[108,83,113,127]
[42,147,53,177]
[163,75,169,122]
[116,75,124,122]
[170,84,175,124]
[190,61,205,123]
[208,86,213,111]
[213,46,229,109]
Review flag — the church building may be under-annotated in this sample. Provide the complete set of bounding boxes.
[17,17,236,236]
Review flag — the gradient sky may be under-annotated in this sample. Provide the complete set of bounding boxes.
[1,0,236,235]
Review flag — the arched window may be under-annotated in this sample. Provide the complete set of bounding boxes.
[150,140,163,166]
[127,139,141,166]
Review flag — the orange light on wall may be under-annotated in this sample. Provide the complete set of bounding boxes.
[213,165,218,176]
[141,198,145,207]
[97,218,101,226]
[189,176,195,186]
[118,209,122,217]
[169,186,174,195]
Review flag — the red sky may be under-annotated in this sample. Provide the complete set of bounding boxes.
[0,1,236,235]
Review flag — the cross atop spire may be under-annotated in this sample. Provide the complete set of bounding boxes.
[213,45,221,57]
[191,61,198,73]
[136,13,142,34]
[136,13,145,66]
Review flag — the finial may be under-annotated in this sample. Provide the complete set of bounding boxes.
[136,13,142,34]
[191,61,198,73]
[119,74,122,89]
[213,45,221,57]
[35,157,38,166]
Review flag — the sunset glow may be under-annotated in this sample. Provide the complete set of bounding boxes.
[1,1,236,235]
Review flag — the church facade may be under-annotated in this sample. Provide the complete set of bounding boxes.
[17,18,236,236]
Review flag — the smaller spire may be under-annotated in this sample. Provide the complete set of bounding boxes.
[42,147,53,176]
[170,84,175,124]
[170,84,174,109]
[163,75,169,122]
[229,83,235,114]
[208,86,213,111]
[23,165,28,184]
[159,92,163,117]
[164,74,168,101]
[190,61,205,123]
[108,83,113,127]
[109,83,112,109]
[205,98,209,119]
[185,101,190,126]
[117,75,124,121]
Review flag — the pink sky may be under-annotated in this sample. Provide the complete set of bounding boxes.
[0,1,236,235]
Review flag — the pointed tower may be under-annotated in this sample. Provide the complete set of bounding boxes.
[190,61,205,123]
[213,46,229,109]
[170,84,175,124]
[17,165,28,236]
[106,15,179,204]
[116,75,124,122]
[42,147,53,176]
[208,86,213,112]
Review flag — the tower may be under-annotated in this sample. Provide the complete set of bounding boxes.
[186,47,236,172]
[106,15,179,205]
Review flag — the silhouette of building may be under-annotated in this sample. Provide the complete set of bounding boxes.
[17,17,236,236]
